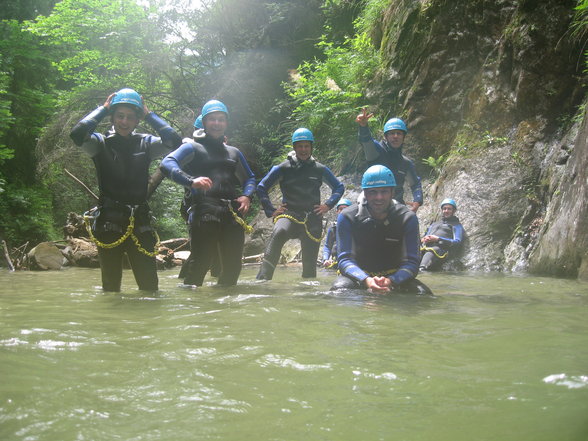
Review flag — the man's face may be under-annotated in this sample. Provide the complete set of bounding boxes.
[384,129,406,149]
[293,140,313,161]
[364,187,394,217]
[441,204,456,218]
[203,111,228,140]
[112,105,140,137]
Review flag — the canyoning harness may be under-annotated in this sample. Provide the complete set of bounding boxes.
[420,246,448,259]
[337,268,398,277]
[222,199,253,234]
[83,205,160,257]
[273,212,324,243]
[367,268,398,277]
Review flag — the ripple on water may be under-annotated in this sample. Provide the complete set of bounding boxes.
[258,354,332,371]
[543,373,588,389]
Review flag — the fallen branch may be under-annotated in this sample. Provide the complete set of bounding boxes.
[64,168,99,201]
[2,240,15,271]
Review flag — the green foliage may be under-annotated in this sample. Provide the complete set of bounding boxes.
[285,30,381,172]
[27,0,167,94]
[573,0,588,73]
[421,153,447,177]
[450,124,509,157]
[0,19,57,182]
[0,183,57,246]
[149,178,187,240]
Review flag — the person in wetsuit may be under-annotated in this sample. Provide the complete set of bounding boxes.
[256,128,345,280]
[355,109,423,213]
[332,165,431,294]
[321,198,352,269]
[70,88,182,292]
[420,198,464,271]
[160,100,256,287]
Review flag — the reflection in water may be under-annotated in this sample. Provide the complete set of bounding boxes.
[0,266,587,441]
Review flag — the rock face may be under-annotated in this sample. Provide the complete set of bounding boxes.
[363,0,587,278]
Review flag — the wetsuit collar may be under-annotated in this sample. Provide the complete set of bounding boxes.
[287,150,315,167]
[383,139,403,156]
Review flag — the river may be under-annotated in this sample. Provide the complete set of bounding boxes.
[0,265,587,441]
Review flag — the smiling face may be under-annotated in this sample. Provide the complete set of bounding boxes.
[203,111,228,140]
[293,140,313,161]
[111,104,140,137]
[384,129,406,149]
[441,204,456,218]
[364,186,395,219]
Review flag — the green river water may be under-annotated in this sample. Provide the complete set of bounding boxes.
[0,265,587,441]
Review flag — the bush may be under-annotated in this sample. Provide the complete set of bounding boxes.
[0,183,58,246]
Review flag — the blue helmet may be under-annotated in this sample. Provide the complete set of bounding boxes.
[292,128,314,144]
[336,198,352,209]
[111,88,143,112]
[440,198,457,210]
[361,165,396,189]
[201,100,228,119]
[193,114,203,129]
[383,117,407,134]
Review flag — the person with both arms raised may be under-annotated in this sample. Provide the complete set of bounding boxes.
[420,198,464,271]
[355,109,423,212]
[332,165,431,294]
[256,128,345,281]
[160,100,256,287]
[70,88,182,292]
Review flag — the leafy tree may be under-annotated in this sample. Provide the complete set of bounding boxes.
[285,31,381,173]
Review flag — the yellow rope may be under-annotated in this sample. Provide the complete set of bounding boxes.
[84,214,160,257]
[227,203,253,234]
[368,268,398,277]
[274,213,323,243]
[420,246,448,259]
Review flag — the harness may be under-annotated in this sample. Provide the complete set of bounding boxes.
[83,205,160,257]
[273,212,323,243]
[223,199,253,234]
[420,246,448,259]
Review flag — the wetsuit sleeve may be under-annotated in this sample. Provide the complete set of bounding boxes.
[336,213,369,284]
[404,158,424,205]
[234,150,256,198]
[358,125,385,162]
[439,223,464,247]
[69,106,110,156]
[321,167,345,208]
[256,166,281,217]
[143,112,183,158]
[322,227,335,261]
[389,214,420,285]
[160,142,198,188]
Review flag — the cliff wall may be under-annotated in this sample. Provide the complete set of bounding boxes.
[367,0,587,278]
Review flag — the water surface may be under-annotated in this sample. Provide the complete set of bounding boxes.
[1,266,587,440]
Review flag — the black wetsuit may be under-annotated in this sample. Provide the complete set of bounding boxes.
[420,215,464,270]
[256,152,345,280]
[333,202,431,294]
[160,135,255,286]
[70,106,182,291]
[358,126,423,206]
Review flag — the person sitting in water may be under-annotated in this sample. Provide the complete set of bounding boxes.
[70,88,182,292]
[321,198,352,269]
[256,128,345,280]
[420,198,464,271]
[332,165,431,294]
